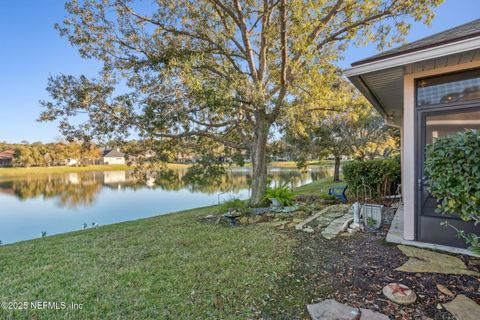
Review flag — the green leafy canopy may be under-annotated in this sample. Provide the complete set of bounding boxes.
[38,0,443,204]
[425,129,480,218]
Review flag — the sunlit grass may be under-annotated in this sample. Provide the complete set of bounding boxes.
[294,176,345,195]
[0,206,295,319]
[0,162,346,319]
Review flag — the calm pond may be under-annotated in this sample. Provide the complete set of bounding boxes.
[0,166,332,244]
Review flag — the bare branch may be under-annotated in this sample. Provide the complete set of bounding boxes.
[233,0,259,81]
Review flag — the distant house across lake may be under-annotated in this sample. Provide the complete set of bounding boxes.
[102,149,126,165]
[0,149,15,167]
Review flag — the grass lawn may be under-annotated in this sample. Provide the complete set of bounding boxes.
[0,160,338,178]
[0,174,343,319]
[0,206,297,319]
[0,163,191,178]
[294,176,346,195]
[243,160,343,168]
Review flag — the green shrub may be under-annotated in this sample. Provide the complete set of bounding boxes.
[343,159,400,199]
[425,129,480,253]
[319,192,337,201]
[264,182,294,206]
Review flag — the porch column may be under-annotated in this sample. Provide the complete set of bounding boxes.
[403,74,415,240]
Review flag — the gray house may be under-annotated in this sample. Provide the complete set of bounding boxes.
[345,19,480,251]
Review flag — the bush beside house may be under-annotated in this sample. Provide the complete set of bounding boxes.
[425,129,480,252]
[343,159,401,200]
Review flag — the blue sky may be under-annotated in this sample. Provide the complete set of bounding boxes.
[0,0,479,143]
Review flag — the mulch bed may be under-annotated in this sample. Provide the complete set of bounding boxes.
[263,207,480,319]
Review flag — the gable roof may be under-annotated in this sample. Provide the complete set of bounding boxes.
[0,149,15,160]
[352,19,480,66]
[102,149,125,158]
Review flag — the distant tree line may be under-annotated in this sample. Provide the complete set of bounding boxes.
[0,141,100,168]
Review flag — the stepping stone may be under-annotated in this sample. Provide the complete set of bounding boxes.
[359,308,390,320]
[382,283,417,305]
[443,295,480,320]
[323,204,349,218]
[324,211,347,219]
[295,206,330,230]
[239,216,249,224]
[396,245,480,276]
[321,214,353,240]
[315,216,335,228]
[307,299,360,320]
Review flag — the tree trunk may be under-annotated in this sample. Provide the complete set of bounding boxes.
[249,117,269,206]
[333,156,341,182]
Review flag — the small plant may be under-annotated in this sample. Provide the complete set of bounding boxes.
[82,222,88,229]
[40,231,47,238]
[319,193,337,201]
[425,129,480,252]
[441,221,480,255]
[366,217,377,228]
[218,198,247,214]
[264,182,294,206]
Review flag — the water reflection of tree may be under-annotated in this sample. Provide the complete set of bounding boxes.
[0,174,102,208]
[0,166,333,207]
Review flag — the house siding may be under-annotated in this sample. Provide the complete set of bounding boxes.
[102,157,125,165]
[402,59,480,241]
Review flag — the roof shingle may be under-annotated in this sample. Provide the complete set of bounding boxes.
[352,19,480,66]
[102,149,125,157]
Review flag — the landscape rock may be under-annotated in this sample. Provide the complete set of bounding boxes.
[276,213,290,220]
[239,216,249,224]
[295,206,330,230]
[271,221,288,227]
[382,283,417,305]
[307,299,360,320]
[315,216,335,228]
[347,227,358,234]
[396,245,480,276]
[436,284,455,297]
[359,308,390,320]
[324,211,347,219]
[321,214,353,240]
[443,295,480,320]
[250,207,270,215]
[286,222,297,229]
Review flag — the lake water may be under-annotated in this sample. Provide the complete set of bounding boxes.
[0,166,332,244]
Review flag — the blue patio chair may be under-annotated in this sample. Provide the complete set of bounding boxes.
[328,185,348,203]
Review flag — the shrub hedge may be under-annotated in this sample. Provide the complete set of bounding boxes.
[425,129,480,218]
[342,159,401,199]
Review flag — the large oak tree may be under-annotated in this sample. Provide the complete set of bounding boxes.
[40,0,442,205]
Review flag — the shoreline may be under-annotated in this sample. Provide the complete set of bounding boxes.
[0,160,338,178]
[0,178,338,246]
